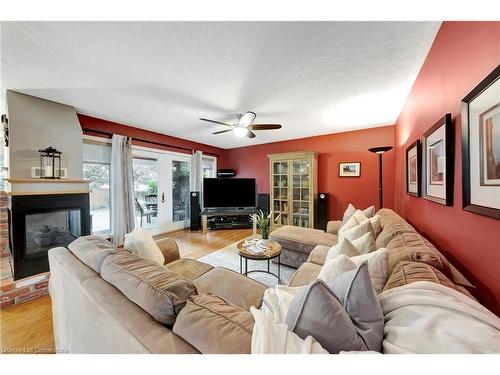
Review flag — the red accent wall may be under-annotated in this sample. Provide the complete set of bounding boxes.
[78,114,226,158]
[219,126,395,220]
[394,22,500,314]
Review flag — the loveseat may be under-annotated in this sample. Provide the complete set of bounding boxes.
[48,209,498,354]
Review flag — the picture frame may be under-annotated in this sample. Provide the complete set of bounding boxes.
[461,65,500,220]
[406,139,421,197]
[338,162,361,177]
[423,113,454,205]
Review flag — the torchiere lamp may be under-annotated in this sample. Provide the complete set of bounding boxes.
[368,146,393,209]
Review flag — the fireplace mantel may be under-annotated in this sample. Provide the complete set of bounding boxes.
[4,178,91,196]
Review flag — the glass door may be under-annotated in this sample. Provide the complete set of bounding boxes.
[132,148,191,234]
[133,156,160,231]
[291,159,311,228]
[272,161,289,225]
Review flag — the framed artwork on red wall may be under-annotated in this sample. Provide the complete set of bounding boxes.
[339,162,361,177]
[422,114,454,205]
[406,139,421,197]
[461,65,500,220]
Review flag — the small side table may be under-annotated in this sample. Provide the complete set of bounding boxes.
[237,240,282,284]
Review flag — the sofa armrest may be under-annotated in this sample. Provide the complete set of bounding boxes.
[155,238,181,265]
[326,220,342,235]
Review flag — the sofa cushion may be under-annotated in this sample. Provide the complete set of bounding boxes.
[124,228,165,265]
[166,258,213,281]
[376,220,416,249]
[194,267,266,310]
[285,279,366,353]
[101,251,197,326]
[173,293,254,354]
[383,261,475,300]
[376,208,407,228]
[307,245,331,266]
[386,232,452,277]
[270,225,338,254]
[288,262,322,287]
[67,235,118,273]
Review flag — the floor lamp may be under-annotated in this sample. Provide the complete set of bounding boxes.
[368,146,393,209]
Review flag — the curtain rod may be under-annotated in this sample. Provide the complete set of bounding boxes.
[82,128,219,157]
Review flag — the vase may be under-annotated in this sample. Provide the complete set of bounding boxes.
[259,238,271,247]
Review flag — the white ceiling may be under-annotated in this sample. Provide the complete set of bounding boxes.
[0,21,440,149]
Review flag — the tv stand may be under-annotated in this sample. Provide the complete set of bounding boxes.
[201,208,259,234]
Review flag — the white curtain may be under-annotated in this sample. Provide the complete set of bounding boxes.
[191,150,203,206]
[110,135,135,245]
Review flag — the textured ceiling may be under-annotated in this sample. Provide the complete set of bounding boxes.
[0,21,440,148]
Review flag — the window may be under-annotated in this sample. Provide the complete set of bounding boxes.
[202,156,216,178]
[83,139,111,234]
[132,157,159,228]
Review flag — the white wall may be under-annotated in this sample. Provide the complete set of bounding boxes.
[6,91,83,179]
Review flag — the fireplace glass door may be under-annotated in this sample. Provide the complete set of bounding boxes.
[25,209,81,259]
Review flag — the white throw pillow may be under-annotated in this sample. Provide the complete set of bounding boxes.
[318,254,357,283]
[353,210,382,236]
[342,203,357,224]
[326,238,360,261]
[350,248,389,294]
[261,284,307,324]
[362,206,375,219]
[338,220,375,244]
[339,214,360,233]
[124,229,165,265]
[351,232,377,254]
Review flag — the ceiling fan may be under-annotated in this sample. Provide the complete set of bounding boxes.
[200,111,282,138]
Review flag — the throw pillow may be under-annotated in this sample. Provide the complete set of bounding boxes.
[124,228,165,265]
[327,263,384,352]
[318,254,357,282]
[340,214,360,233]
[342,203,357,224]
[353,210,382,236]
[326,238,360,261]
[338,220,375,244]
[362,206,375,218]
[350,248,389,294]
[327,233,376,262]
[285,279,367,353]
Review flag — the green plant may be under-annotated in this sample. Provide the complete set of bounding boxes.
[251,210,272,240]
[147,179,158,194]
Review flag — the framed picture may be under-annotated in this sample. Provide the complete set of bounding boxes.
[339,162,361,177]
[406,139,421,196]
[461,65,500,220]
[423,113,454,205]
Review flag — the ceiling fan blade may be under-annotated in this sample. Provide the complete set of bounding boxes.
[239,111,256,127]
[212,129,233,135]
[200,117,233,127]
[246,130,256,138]
[248,124,282,130]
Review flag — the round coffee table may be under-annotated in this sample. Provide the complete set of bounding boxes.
[237,239,282,284]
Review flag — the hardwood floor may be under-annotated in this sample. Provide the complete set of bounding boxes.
[0,228,252,353]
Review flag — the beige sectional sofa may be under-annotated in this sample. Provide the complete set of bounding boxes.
[48,208,478,354]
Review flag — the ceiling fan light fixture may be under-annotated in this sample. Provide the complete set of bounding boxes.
[233,126,248,138]
[238,111,256,127]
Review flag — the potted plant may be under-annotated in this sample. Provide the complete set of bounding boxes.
[251,210,272,245]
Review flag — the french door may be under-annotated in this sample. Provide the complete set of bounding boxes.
[132,148,192,235]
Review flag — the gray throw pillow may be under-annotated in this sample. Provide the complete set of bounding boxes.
[285,279,367,353]
[327,262,384,352]
[68,235,118,273]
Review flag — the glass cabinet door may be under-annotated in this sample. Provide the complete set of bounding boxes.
[272,161,289,225]
[291,160,310,227]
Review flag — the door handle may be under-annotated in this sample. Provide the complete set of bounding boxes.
[161,193,165,203]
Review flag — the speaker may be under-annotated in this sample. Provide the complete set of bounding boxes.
[257,193,270,215]
[190,191,201,231]
[315,192,328,230]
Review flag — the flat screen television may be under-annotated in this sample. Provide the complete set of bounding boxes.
[203,178,256,208]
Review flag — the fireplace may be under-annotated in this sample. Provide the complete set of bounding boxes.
[8,193,90,280]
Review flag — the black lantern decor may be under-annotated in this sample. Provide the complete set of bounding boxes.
[38,147,62,179]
